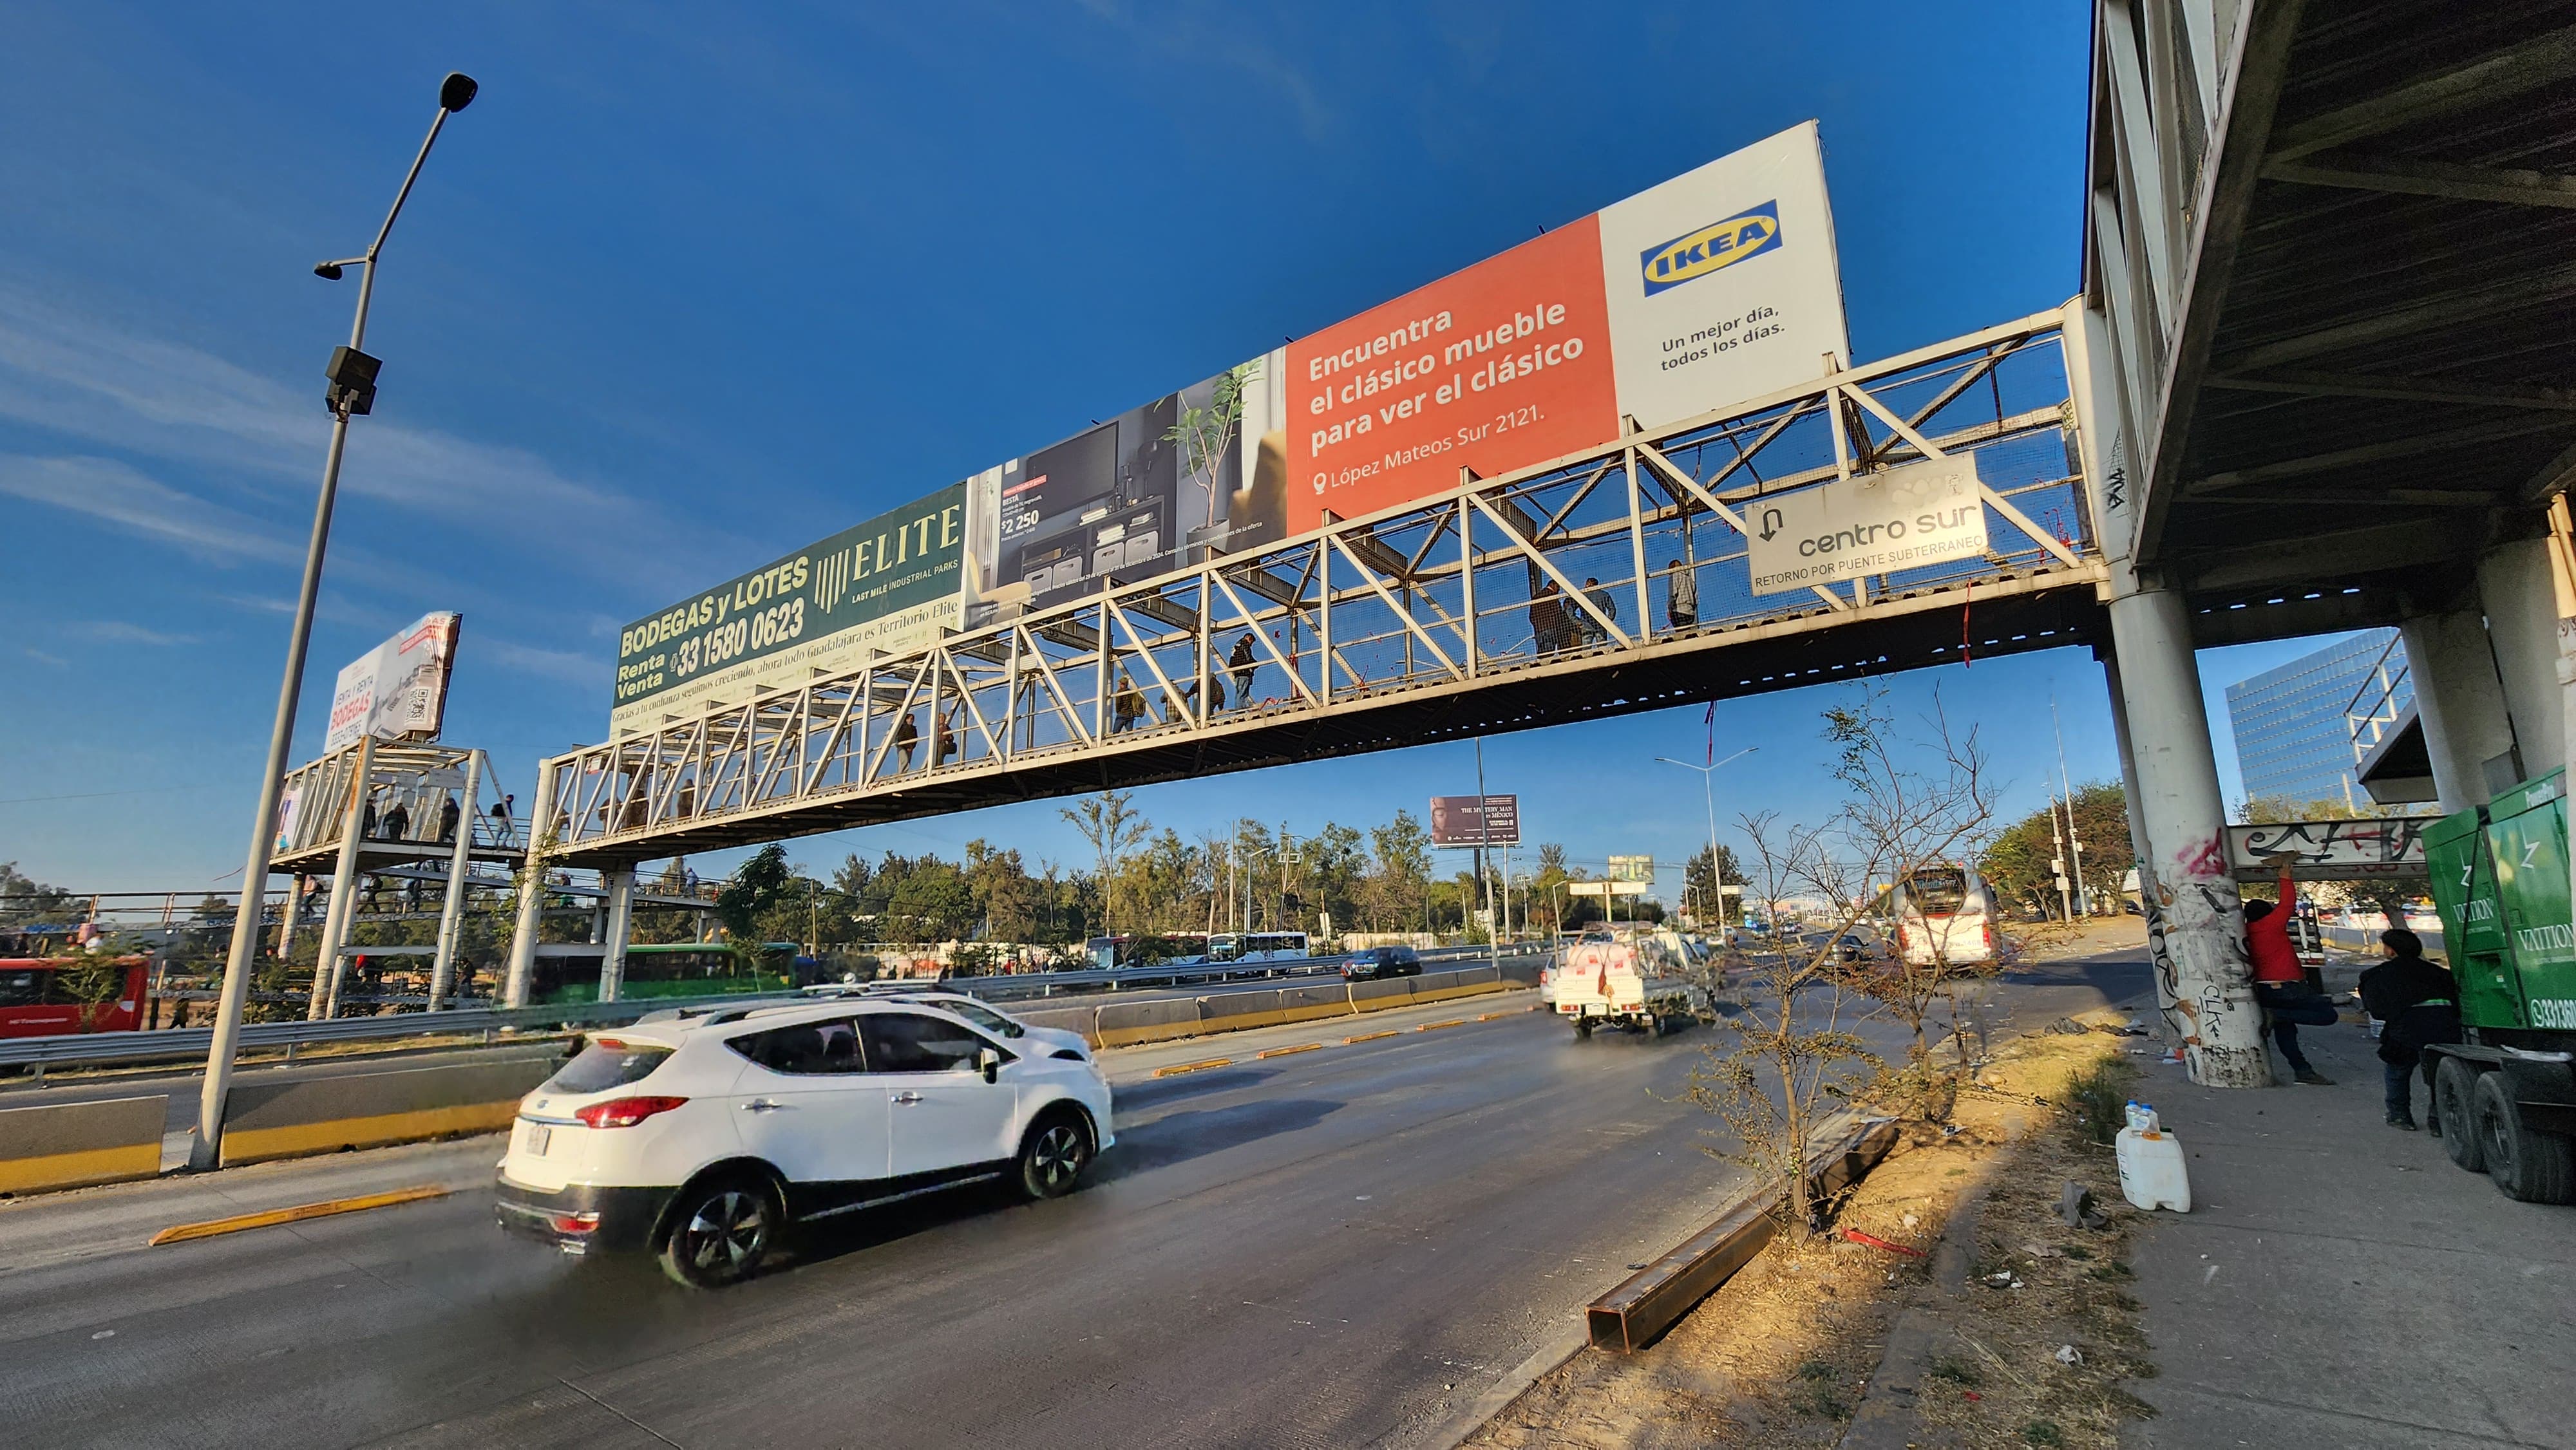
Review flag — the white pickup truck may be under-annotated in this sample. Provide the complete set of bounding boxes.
[1553,931,1713,1037]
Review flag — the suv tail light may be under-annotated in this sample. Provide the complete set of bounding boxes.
[573,1095,688,1129]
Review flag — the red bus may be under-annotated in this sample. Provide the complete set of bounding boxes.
[0,957,149,1037]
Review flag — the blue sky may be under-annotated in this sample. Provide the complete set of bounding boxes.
[0,2,2327,899]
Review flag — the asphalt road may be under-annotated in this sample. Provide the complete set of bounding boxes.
[0,949,2152,1449]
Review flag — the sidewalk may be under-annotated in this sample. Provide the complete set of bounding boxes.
[2119,1020,2575,1449]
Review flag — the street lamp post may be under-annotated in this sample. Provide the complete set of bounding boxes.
[191,73,478,1171]
[1656,746,1757,939]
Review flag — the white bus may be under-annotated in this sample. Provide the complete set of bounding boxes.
[1891,863,1998,968]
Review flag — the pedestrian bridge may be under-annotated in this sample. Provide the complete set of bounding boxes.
[541,309,2108,870]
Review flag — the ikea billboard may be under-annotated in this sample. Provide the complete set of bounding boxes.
[609,124,1846,734]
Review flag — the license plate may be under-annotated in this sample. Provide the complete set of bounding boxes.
[523,1123,552,1157]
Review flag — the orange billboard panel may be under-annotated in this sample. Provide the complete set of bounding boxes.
[1285,220,1618,534]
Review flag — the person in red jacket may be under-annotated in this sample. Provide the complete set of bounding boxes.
[2243,857,2338,1085]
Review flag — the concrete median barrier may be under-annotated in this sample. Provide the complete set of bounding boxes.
[1094,997,1208,1048]
[220,1058,558,1167]
[0,1094,167,1194]
[1011,1005,1102,1046]
[1410,966,1507,1004]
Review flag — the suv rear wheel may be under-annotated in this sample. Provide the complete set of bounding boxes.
[1018,1110,1095,1200]
[657,1172,780,1288]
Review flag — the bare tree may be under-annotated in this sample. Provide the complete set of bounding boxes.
[1689,809,1884,1240]
[1815,689,2001,1119]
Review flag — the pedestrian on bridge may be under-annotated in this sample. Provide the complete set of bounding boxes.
[2358,928,2461,1130]
[893,710,920,771]
[1580,577,1616,646]
[1229,632,1258,704]
[1529,578,1566,655]
[437,791,460,844]
[2244,857,2337,1085]
[1666,556,1698,630]
[383,799,412,843]
[1112,670,1147,733]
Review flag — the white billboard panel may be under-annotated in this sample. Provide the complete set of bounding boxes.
[1596,120,1851,436]
[325,612,461,753]
[1745,453,1989,597]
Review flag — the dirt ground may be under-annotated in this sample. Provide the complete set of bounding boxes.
[1463,1010,2157,1449]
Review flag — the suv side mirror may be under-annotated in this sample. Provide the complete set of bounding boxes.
[979,1046,1001,1084]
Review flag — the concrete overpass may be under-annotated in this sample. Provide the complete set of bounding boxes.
[2078,0,2576,1082]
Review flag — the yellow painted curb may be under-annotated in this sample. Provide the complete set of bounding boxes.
[1152,1058,1234,1078]
[1256,1042,1325,1059]
[149,1185,452,1247]
[0,1141,161,1196]
[1416,1018,1469,1032]
[1477,1010,1522,1021]
[1345,1030,1399,1044]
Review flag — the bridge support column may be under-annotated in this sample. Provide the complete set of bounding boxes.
[307,737,373,1022]
[2098,648,2181,1043]
[598,867,635,1003]
[2477,538,2566,782]
[2105,584,2271,1088]
[502,758,560,1009]
[2400,609,2517,813]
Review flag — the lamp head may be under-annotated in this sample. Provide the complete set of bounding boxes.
[313,262,345,281]
[440,72,479,113]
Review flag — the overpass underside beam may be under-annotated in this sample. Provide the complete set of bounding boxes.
[541,319,2101,868]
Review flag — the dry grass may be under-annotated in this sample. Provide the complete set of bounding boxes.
[1464,1010,2157,1449]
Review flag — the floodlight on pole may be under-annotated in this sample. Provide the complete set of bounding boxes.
[1656,747,1756,936]
[194,72,480,1171]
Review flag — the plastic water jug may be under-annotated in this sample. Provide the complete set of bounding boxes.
[2116,1124,2191,1212]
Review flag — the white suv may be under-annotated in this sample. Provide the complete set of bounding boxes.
[495,998,1115,1287]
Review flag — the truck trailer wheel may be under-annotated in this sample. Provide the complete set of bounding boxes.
[2472,1070,2576,1204]
[2434,1057,2486,1173]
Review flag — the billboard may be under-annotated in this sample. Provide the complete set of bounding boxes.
[325,612,460,753]
[607,123,1846,731]
[1607,854,1656,883]
[1288,122,1846,532]
[613,487,973,736]
[1743,453,1988,596]
[1430,794,1520,847]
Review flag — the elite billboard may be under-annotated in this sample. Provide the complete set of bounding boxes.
[608,124,1846,732]
[612,487,972,737]
[325,612,461,753]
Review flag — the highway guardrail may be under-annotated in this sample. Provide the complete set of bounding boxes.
[0,949,1551,1082]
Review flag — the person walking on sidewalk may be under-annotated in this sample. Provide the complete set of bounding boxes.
[2357,927,2462,1130]
[2244,856,2338,1084]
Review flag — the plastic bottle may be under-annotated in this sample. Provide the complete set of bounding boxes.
[2123,1101,2161,1133]
[2116,1113,2191,1212]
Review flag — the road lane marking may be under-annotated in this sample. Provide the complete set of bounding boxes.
[1256,1043,1324,1059]
[1344,1030,1400,1044]
[1417,1019,1469,1032]
[148,1185,451,1246]
[1152,1058,1234,1078]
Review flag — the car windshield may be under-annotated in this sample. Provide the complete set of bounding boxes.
[927,997,1023,1039]
[545,1039,673,1094]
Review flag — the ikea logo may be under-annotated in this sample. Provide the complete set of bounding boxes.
[1640,201,1783,296]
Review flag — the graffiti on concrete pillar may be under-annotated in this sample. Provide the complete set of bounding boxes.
[2151,863,2269,1087]
[2172,830,2230,884]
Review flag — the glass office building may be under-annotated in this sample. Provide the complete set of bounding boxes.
[2224,630,2412,809]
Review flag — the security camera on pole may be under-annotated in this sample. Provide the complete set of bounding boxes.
[193,73,479,1171]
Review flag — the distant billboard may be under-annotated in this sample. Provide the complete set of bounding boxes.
[1607,854,1656,883]
[607,123,1846,731]
[1430,794,1520,847]
[325,612,460,753]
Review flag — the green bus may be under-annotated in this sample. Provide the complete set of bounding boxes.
[529,941,800,1005]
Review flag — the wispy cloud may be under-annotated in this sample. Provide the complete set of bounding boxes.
[0,287,741,589]
[24,648,67,668]
[72,620,197,645]
[0,453,298,563]
[480,637,612,689]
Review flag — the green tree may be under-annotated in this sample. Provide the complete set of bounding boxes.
[1979,782,2132,918]
[1365,811,1433,933]
[716,844,793,942]
[1681,842,1747,926]
[1062,791,1148,934]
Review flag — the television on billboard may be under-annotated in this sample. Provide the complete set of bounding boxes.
[607,123,1845,731]
[1430,795,1520,847]
[324,612,460,753]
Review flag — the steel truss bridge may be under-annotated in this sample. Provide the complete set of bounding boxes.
[541,308,2110,870]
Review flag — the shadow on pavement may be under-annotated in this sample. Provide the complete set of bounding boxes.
[1090,1097,1343,1180]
